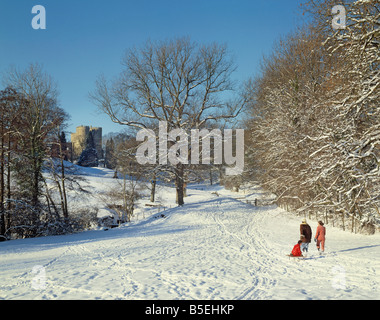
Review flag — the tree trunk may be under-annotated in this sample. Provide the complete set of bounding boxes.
[175,164,184,206]
[0,128,5,240]
[60,141,69,219]
[6,136,12,224]
[150,173,156,203]
[32,152,41,208]
[43,178,60,219]
[218,165,224,186]
[123,175,127,223]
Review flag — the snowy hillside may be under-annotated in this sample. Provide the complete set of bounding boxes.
[1,168,380,300]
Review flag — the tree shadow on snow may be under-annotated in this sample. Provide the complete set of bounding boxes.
[334,244,380,254]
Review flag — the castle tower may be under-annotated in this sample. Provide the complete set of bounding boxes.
[71,125,103,161]
[90,126,103,159]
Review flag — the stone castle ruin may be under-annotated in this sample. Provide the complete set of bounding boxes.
[71,126,103,162]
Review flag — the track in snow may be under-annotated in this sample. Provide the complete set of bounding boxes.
[1,184,379,300]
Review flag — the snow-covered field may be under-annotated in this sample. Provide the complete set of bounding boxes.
[1,167,379,300]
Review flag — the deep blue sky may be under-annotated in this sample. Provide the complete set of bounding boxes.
[0,0,305,136]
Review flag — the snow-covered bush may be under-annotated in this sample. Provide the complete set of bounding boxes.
[3,199,98,240]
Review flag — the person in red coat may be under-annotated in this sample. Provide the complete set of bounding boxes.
[290,240,303,257]
[314,220,326,252]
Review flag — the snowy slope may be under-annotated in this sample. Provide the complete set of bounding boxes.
[1,179,380,300]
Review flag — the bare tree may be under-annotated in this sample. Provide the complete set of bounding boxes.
[91,37,243,205]
[0,88,25,240]
[1,64,69,238]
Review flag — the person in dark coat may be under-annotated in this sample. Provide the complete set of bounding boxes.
[300,219,312,253]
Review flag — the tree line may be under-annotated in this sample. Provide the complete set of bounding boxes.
[243,0,379,233]
[0,64,92,241]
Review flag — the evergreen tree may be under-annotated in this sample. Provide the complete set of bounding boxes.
[105,138,116,169]
[59,131,68,161]
[77,131,99,167]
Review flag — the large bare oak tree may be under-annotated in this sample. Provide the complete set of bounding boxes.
[91,37,243,205]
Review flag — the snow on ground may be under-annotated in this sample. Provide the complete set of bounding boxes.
[1,167,380,300]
